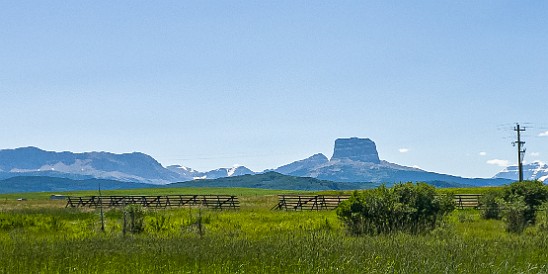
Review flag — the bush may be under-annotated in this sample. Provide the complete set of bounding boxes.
[503,181,548,225]
[502,195,528,233]
[337,183,454,235]
[535,203,548,232]
[480,181,548,233]
[480,190,503,220]
[124,205,145,234]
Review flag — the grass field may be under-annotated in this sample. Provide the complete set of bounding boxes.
[1,187,547,273]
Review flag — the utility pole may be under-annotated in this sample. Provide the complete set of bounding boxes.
[513,123,526,182]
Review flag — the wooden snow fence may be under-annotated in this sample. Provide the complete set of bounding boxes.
[272,194,351,211]
[452,194,482,209]
[272,194,483,211]
[65,195,239,210]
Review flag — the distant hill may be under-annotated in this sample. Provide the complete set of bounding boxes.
[0,176,154,194]
[168,172,378,191]
[423,180,474,188]
[166,172,472,191]
[0,173,482,194]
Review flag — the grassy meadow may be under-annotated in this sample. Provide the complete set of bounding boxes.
[1,187,548,273]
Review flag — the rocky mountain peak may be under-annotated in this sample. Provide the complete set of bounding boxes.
[330,137,380,164]
[273,153,328,176]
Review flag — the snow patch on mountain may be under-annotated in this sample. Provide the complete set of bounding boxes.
[227,165,241,177]
[201,166,255,179]
[166,165,200,180]
[494,161,548,182]
[167,164,255,180]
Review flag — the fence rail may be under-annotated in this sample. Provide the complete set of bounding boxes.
[272,195,351,211]
[65,195,239,210]
[453,194,482,209]
[65,193,482,211]
[272,194,484,211]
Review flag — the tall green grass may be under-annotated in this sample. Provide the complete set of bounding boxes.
[1,188,548,273]
[1,213,547,273]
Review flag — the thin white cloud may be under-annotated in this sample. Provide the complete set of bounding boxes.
[539,131,548,137]
[486,159,510,167]
[479,152,487,156]
[531,152,540,157]
[399,148,409,153]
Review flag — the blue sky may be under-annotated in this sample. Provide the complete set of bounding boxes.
[1,1,547,178]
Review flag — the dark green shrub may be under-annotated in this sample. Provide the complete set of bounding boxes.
[502,195,528,233]
[124,205,145,234]
[536,203,548,232]
[337,183,454,235]
[481,181,548,233]
[503,181,548,225]
[480,190,503,220]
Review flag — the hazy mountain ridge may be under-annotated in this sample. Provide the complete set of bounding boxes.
[169,171,378,191]
[220,173,481,191]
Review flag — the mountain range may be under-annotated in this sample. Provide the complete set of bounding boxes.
[0,147,181,184]
[270,138,511,186]
[0,137,527,192]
